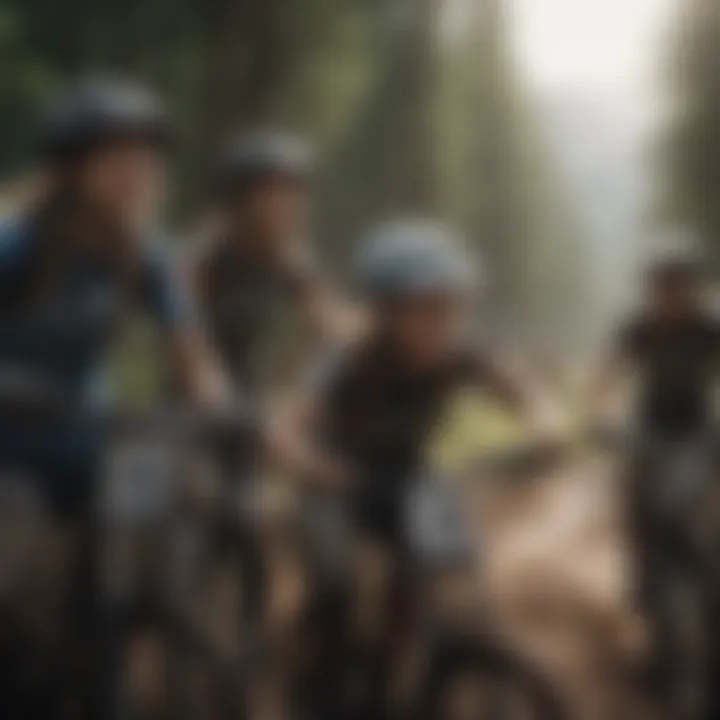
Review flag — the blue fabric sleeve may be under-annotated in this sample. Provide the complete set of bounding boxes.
[0,216,33,287]
[141,244,196,332]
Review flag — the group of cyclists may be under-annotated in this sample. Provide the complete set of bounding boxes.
[1,75,720,720]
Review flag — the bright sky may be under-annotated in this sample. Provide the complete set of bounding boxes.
[508,0,678,318]
[511,0,674,99]
[440,0,679,325]
[443,0,676,114]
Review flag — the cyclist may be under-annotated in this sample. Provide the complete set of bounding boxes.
[271,219,562,717]
[191,128,358,395]
[591,233,720,718]
[186,130,360,695]
[0,76,224,718]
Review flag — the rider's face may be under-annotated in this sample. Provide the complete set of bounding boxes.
[384,292,465,367]
[238,177,308,249]
[650,274,699,317]
[72,140,166,229]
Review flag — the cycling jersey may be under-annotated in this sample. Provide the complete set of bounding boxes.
[308,339,488,541]
[0,215,191,480]
[197,237,317,392]
[619,312,720,438]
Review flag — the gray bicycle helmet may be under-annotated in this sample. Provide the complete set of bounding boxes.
[38,77,172,161]
[356,219,480,300]
[215,129,314,195]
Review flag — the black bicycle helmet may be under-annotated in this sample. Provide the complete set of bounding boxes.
[38,76,172,161]
[356,219,480,300]
[215,129,314,196]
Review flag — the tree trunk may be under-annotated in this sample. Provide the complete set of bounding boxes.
[316,0,443,266]
[464,0,523,326]
[201,0,309,152]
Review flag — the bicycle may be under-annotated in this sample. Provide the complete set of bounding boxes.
[97,406,265,719]
[0,369,261,719]
[291,441,569,720]
[591,424,720,720]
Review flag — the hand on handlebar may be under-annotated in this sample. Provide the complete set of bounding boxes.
[311,455,355,493]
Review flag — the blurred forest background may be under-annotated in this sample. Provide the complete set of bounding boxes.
[0,0,718,373]
[6,3,720,704]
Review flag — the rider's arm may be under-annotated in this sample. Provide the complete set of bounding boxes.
[299,283,367,344]
[267,393,350,490]
[267,350,353,489]
[284,248,367,343]
[144,250,230,406]
[472,352,564,440]
[167,328,230,405]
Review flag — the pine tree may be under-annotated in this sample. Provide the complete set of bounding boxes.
[664,0,720,265]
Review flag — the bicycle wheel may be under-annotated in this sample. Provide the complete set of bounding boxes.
[418,634,566,720]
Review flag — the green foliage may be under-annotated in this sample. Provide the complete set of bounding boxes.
[0,0,588,400]
[438,0,585,349]
[0,0,369,207]
[663,0,720,267]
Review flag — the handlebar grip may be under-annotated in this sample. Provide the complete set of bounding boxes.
[0,369,70,417]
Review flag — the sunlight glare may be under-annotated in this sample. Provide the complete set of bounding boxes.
[512,0,674,95]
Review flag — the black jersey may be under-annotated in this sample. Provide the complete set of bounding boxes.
[619,312,720,437]
[311,340,488,480]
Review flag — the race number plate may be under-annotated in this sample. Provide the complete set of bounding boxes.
[405,479,475,569]
[101,436,177,525]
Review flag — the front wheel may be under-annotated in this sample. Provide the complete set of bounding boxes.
[417,633,567,720]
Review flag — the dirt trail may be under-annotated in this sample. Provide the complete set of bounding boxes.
[476,456,655,719]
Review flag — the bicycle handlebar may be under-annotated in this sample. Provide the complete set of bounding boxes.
[0,367,70,415]
[0,366,258,440]
[460,439,571,483]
